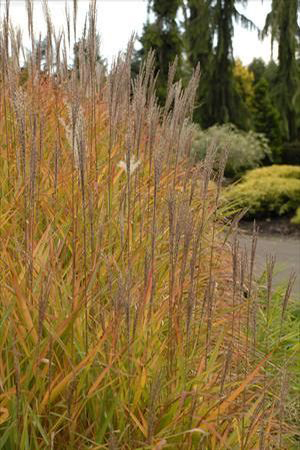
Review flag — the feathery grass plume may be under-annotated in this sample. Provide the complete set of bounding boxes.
[53,141,59,198]
[35,33,43,73]
[11,87,27,179]
[73,0,78,43]
[247,221,259,363]
[163,57,178,119]
[88,188,95,255]
[2,0,10,62]
[201,140,217,208]
[186,218,203,351]
[87,0,97,74]
[25,0,35,75]
[221,207,248,249]
[280,271,296,337]
[61,101,86,171]
[130,58,150,234]
[9,25,22,73]
[61,32,69,81]
[206,145,229,342]
[25,0,33,40]
[53,30,62,80]
[195,141,217,288]
[266,255,276,321]
[65,0,71,49]
[107,42,134,220]
[204,279,216,370]
[178,206,193,313]
[42,0,54,74]
[131,70,146,158]
[249,221,258,297]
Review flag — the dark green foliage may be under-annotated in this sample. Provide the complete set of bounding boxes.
[248,58,267,84]
[208,0,237,127]
[276,0,299,141]
[252,78,282,162]
[137,0,182,103]
[184,0,256,129]
[263,60,279,90]
[281,141,300,165]
[263,0,300,141]
[183,0,213,124]
[249,59,280,106]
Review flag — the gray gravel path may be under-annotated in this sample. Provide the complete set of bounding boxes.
[236,230,300,298]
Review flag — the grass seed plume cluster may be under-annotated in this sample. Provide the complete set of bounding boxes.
[0,1,298,448]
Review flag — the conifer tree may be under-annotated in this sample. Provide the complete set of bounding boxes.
[263,0,300,140]
[137,0,182,103]
[183,0,213,124]
[184,0,257,128]
[252,77,282,162]
[248,58,267,84]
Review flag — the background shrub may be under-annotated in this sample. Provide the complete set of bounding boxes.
[245,164,300,180]
[291,207,300,224]
[281,141,300,165]
[192,123,271,179]
[224,165,300,220]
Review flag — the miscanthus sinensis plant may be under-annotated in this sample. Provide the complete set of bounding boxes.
[0,1,298,448]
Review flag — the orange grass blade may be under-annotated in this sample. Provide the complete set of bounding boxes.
[125,406,148,438]
[39,329,108,412]
[203,351,273,423]
[5,252,38,345]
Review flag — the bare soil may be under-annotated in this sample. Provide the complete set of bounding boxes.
[239,217,300,238]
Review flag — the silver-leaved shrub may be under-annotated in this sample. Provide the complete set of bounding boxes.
[192,123,271,179]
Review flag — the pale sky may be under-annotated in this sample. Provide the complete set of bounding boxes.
[0,0,277,67]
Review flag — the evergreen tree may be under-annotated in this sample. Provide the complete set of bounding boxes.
[137,0,182,103]
[248,58,266,84]
[183,0,213,123]
[252,77,282,162]
[263,0,300,140]
[209,0,257,128]
[184,0,257,128]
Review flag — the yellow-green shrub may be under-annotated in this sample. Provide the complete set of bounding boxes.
[224,165,300,220]
[245,164,300,180]
[291,207,300,224]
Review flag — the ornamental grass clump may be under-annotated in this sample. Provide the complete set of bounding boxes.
[0,1,298,448]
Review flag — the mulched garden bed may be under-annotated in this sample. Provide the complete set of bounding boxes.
[239,217,300,238]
